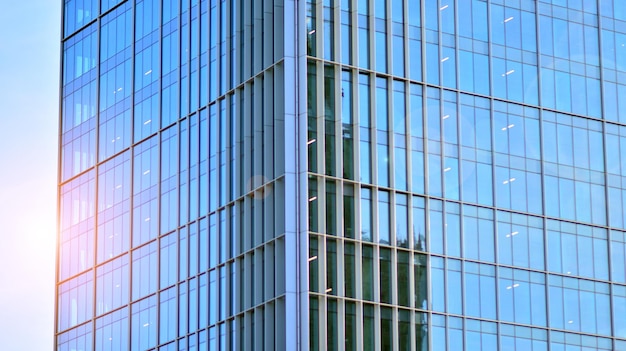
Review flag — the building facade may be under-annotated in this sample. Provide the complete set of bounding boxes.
[57,0,626,350]
[58,0,306,349]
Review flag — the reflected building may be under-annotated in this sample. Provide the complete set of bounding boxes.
[57,0,626,350]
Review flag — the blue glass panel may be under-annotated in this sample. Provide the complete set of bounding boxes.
[133,136,159,246]
[60,171,96,280]
[96,254,129,315]
[159,287,177,344]
[64,0,98,37]
[101,0,124,13]
[57,322,93,351]
[131,242,157,300]
[58,272,93,331]
[97,152,131,262]
[131,296,157,350]
[95,308,128,351]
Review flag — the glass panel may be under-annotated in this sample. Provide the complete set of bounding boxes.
[397,251,410,306]
[415,312,428,351]
[131,242,158,300]
[396,194,409,247]
[380,307,393,350]
[326,239,337,295]
[378,191,391,244]
[64,0,98,36]
[414,253,428,309]
[95,308,128,351]
[57,322,92,350]
[361,188,373,242]
[62,24,98,180]
[344,242,355,298]
[379,248,392,303]
[327,299,338,350]
[309,297,319,350]
[362,245,374,301]
[345,302,356,351]
[58,272,93,331]
[96,255,129,315]
[131,296,157,350]
[343,185,355,238]
[363,304,375,351]
[97,152,131,262]
[133,136,159,247]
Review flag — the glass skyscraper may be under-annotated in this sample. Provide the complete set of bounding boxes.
[57,0,626,350]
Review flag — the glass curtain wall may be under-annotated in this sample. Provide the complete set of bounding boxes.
[307,0,626,350]
[58,0,626,350]
[57,0,301,350]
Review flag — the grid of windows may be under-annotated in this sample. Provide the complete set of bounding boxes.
[58,0,626,350]
[57,0,301,350]
[307,0,626,350]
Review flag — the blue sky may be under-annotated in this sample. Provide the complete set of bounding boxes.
[0,1,60,349]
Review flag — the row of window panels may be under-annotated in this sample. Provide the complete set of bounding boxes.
[308,0,624,31]
[62,58,285,186]
[65,0,202,39]
[314,145,626,227]
[64,0,288,107]
[58,195,280,281]
[310,0,540,67]
[62,82,286,225]
[64,0,127,37]
[334,0,612,71]
[307,238,626,337]
[65,0,209,64]
[307,2,626,119]
[308,182,626,283]
[308,67,616,179]
[65,62,616,201]
[58,107,622,246]
[55,296,626,350]
[59,198,285,283]
[308,66,622,182]
[310,138,612,226]
[57,135,624,280]
[62,2,624,160]
[60,99,268,225]
[62,3,194,124]
[309,0,626,47]
[355,0,615,65]
[63,1,163,94]
[63,104,272,208]
[62,46,217,181]
[311,0,601,59]
[58,239,287,333]
[309,300,626,351]
[59,204,226,281]
[57,158,626,286]
[307,77,626,226]
[59,151,285,280]
[310,151,614,224]
[57,297,288,351]
[62,3,620,97]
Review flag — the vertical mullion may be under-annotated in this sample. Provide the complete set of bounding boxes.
[89,8,103,351]
[126,1,137,350]
[595,0,616,341]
